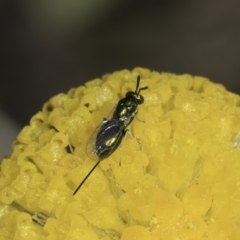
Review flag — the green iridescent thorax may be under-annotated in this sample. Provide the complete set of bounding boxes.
[114,96,138,122]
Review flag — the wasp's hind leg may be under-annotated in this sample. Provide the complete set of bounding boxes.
[117,127,142,166]
[125,128,143,152]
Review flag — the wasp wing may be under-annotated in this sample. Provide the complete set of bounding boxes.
[86,106,117,161]
[86,119,108,161]
[86,120,125,161]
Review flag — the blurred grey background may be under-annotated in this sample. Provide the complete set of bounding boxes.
[1,0,240,158]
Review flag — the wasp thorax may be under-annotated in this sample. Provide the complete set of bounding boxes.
[114,96,138,120]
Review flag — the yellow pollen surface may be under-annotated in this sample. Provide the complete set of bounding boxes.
[0,68,240,239]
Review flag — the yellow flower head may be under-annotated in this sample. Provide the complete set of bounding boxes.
[1,68,240,239]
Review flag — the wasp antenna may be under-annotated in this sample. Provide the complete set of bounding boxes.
[135,76,141,93]
[73,160,101,195]
[137,86,148,95]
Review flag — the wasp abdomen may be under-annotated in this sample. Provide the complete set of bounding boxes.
[96,119,125,159]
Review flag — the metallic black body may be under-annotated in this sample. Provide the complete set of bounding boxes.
[95,78,147,159]
[73,76,147,195]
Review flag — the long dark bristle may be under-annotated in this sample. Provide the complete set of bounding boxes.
[73,160,101,195]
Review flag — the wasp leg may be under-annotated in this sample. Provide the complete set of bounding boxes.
[117,129,128,166]
[136,116,146,123]
[117,126,143,166]
[32,212,50,227]
[11,202,51,227]
[125,128,142,151]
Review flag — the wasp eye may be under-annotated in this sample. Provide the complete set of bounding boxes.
[138,95,144,104]
[126,91,134,97]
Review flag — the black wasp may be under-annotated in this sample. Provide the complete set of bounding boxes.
[73,76,148,195]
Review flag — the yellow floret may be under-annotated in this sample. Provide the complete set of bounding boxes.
[1,67,240,239]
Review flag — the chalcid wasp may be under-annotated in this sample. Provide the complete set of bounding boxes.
[73,76,148,195]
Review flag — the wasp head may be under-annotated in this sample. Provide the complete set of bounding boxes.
[114,76,148,122]
[126,76,148,104]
